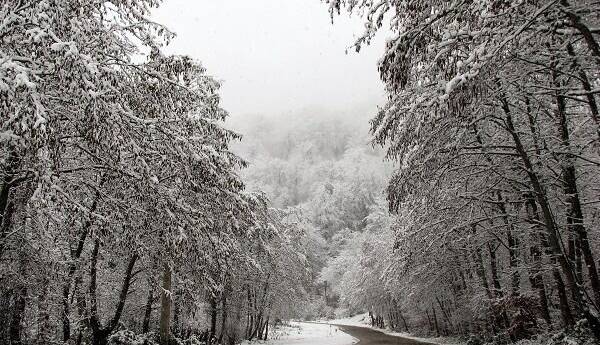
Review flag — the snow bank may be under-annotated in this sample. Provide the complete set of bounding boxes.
[242,321,357,345]
[327,313,371,327]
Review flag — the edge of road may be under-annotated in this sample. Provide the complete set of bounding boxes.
[334,323,438,345]
[294,321,359,345]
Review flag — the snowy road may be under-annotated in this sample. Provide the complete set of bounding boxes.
[243,321,437,345]
[242,321,357,345]
[337,324,435,345]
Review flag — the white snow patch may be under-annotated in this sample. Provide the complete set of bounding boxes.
[242,321,356,345]
[327,313,371,327]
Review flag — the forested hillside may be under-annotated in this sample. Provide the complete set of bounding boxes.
[229,109,392,318]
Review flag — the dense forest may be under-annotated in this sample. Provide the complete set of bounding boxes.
[2,1,600,345]
[0,2,314,344]
[230,109,392,318]
[320,0,600,344]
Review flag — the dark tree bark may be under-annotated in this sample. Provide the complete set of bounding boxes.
[436,296,454,334]
[0,150,21,259]
[219,289,228,343]
[37,280,51,345]
[425,308,433,333]
[431,306,440,337]
[258,318,266,340]
[524,195,552,327]
[142,285,154,333]
[9,286,26,345]
[399,310,409,332]
[159,264,173,345]
[487,242,503,298]
[554,77,600,308]
[472,225,493,300]
[560,0,600,68]
[497,192,520,295]
[209,296,217,340]
[500,91,600,336]
[88,240,138,345]
[62,177,105,341]
[555,269,575,328]
[530,196,574,327]
[245,287,254,339]
[263,317,269,341]
[565,44,600,141]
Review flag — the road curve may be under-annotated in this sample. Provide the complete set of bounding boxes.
[336,325,435,345]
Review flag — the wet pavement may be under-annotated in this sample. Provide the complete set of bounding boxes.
[336,325,435,345]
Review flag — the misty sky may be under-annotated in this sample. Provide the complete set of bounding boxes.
[152,0,387,121]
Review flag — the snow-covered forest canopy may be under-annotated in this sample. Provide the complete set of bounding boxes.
[1,1,600,345]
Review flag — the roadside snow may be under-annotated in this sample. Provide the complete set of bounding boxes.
[327,313,461,345]
[381,330,462,345]
[242,321,357,345]
[327,313,371,327]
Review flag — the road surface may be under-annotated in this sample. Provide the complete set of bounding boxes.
[336,325,435,345]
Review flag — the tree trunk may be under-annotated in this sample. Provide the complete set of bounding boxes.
[431,306,440,337]
[425,308,433,333]
[88,240,108,345]
[399,310,409,332]
[62,284,71,341]
[497,192,520,294]
[219,291,228,343]
[565,44,600,141]
[436,296,454,334]
[143,285,154,333]
[160,263,173,345]
[37,281,51,345]
[62,178,104,341]
[555,268,575,328]
[263,317,269,341]
[88,240,101,335]
[560,0,600,68]
[500,91,600,336]
[487,242,503,298]
[0,150,20,259]
[473,240,493,300]
[108,253,138,331]
[525,196,552,327]
[246,288,253,339]
[9,286,26,345]
[249,313,262,341]
[258,318,266,340]
[530,196,574,327]
[210,296,217,340]
[88,240,138,345]
[554,79,600,308]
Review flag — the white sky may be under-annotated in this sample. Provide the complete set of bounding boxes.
[152,0,387,121]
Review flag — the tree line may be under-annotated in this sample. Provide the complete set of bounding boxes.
[324,0,600,343]
[231,109,393,319]
[1,1,311,344]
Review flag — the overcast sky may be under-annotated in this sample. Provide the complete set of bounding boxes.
[152,0,387,121]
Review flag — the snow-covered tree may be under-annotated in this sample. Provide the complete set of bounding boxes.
[326,0,600,341]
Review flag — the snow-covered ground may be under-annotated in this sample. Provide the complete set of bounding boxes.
[241,321,357,345]
[327,313,461,345]
[326,312,371,328]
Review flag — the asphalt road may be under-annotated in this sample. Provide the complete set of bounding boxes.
[336,325,435,345]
